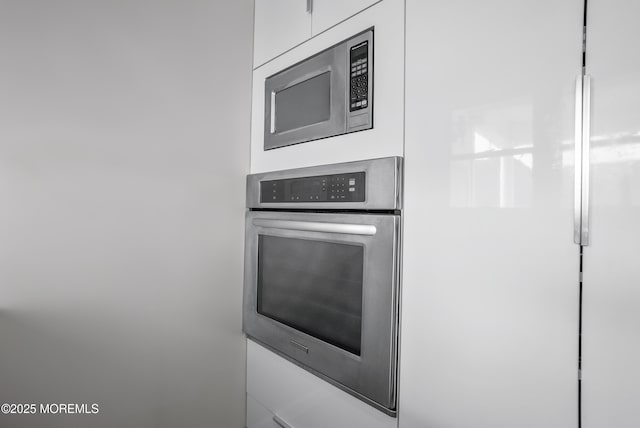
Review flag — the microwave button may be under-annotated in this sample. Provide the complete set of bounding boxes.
[362,100,368,106]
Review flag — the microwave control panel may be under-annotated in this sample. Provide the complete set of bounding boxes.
[261,172,366,203]
[349,41,369,112]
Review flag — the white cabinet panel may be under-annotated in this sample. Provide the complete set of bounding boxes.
[582,0,640,426]
[311,0,381,35]
[400,1,583,427]
[246,340,396,428]
[254,0,311,68]
[250,0,404,173]
[247,395,280,428]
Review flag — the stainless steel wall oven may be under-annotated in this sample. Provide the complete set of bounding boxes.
[243,157,402,416]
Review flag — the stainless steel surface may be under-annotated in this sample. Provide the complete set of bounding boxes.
[246,156,402,210]
[243,210,401,412]
[581,74,591,246]
[574,75,584,245]
[289,340,309,353]
[263,30,372,150]
[273,414,294,428]
[252,219,377,235]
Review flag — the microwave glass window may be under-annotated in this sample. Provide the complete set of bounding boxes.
[257,235,363,355]
[275,71,331,133]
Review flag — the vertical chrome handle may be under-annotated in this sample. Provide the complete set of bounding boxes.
[574,75,583,245]
[270,91,276,134]
[581,75,591,245]
[306,0,313,13]
[573,74,591,246]
[273,414,294,428]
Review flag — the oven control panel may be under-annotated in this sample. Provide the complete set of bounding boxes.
[261,172,366,203]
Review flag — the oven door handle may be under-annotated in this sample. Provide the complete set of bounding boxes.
[252,219,377,236]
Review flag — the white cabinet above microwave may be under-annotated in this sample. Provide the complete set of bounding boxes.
[253,0,311,68]
[250,0,404,174]
[253,0,382,68]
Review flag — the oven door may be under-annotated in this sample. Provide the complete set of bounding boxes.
[243,210,400,414]
[264,43,347,151]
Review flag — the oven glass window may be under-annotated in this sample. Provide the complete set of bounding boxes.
[275,71,331,133]
[257,235,363,355]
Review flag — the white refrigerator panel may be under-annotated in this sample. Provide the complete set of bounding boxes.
[400,1,583,427]
[582,0,640,426]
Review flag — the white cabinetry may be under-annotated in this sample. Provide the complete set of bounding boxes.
[253,0,382,68]
[253,0,311,68]
[311,0,381,34]
[400,0,584,427]
[401,0,640,427]
[246,340,396,428]
[247,395,281,428]
[582,0,640,426]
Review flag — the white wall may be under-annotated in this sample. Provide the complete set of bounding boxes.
[0,1,253,427]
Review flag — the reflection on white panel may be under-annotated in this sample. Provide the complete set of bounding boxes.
[450,105,537,208]
[561,132,640,207]
[591,138,640,207]
[451,129,534,208]
[452,105,534,154]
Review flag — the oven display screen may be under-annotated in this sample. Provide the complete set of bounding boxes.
[257,235,363,355]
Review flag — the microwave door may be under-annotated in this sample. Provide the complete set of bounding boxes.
[264,44,347,150]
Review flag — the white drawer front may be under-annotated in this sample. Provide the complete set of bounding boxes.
[246,339,397,428]
[247,395,281,428]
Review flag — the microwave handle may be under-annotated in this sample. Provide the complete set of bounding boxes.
[270,91,276,134]
[252,218,377,236]
[306,0,313,14]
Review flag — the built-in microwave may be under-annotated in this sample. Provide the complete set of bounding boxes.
[264,29,373,150]
[243,157,401,416]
